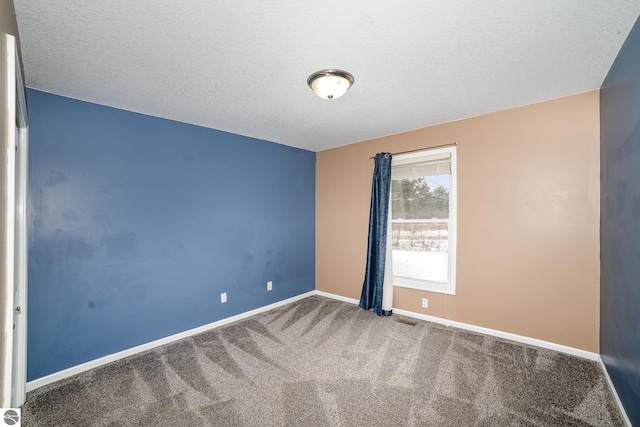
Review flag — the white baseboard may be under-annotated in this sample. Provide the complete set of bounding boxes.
[314,290,599,361]
[397,308,600,361]
[599,356,632,427]
[26,291,315,393]
[316,291,630,425]
[314,290,360,305]
[316,291,633,424]
[26,290,605,396]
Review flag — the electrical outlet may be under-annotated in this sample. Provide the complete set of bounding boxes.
[421,298,428,308]
[221,292,227,303]
[267,281,273,291]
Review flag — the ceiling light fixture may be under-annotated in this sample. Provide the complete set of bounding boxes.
[307,69,354,100]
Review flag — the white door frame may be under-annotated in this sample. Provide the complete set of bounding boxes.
[1,33,28,408]
[13,33,28,408]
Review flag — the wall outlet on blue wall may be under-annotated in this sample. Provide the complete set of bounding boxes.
[267,281,273,291]
[221,293,227,303]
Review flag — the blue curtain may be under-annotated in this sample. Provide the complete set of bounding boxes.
[359,152,393,316]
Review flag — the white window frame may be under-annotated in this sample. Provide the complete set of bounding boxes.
[391,146,457,295]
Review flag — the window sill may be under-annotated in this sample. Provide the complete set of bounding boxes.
[393,276,455,295]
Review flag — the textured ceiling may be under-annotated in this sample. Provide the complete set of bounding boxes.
[13,1,640,152]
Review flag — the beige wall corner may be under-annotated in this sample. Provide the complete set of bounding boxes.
[1,1,21,64]
[316,91,600,352]
[1,1,18,35]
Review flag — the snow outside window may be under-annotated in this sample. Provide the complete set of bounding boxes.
[391,146,457,295]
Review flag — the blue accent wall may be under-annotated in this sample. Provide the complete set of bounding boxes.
[26,89,315,381]
[600,16,640,425]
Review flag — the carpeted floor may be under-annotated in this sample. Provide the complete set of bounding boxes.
[23,295,624,426]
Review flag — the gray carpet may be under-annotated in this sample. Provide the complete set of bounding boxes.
[23,295,624,426]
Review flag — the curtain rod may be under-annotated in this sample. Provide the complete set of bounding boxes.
[369,142,457,159]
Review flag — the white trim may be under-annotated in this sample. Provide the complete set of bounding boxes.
[26,291,315,392]
[393,308,599,361]
[2,34,17,409]
[315,290,599,361]
[390,145,457,296]
[393,278,455,295]
[599,356,632,427]
[448,147,457,295]
[392,146,452,162]
[314,290,360,305]
[27,290,605,396]
[317,291,630,423]
[392,219,448,224]
[12,35,28,408]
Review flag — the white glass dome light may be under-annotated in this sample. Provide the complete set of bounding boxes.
[307,69,354,100]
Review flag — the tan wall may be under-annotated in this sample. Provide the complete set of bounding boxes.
[1,1,19,35]
[1,0,21,64]
[316,91,600,352]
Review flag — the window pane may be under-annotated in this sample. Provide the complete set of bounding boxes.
[391,174,450,220]
[391,222,448,283]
